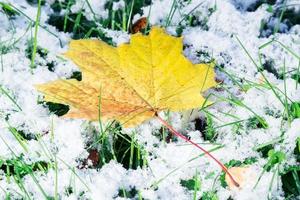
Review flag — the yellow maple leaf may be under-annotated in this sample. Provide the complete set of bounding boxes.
[36,27,216,127]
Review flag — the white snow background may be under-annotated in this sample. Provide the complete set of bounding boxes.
[0,0,300,199]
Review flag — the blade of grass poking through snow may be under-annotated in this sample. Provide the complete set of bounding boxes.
[236,36,286,108]
[193,170,200,200]
[28,171,49,199]
[178,1,205,25]
[0,85,22,111]
[219,111,241,120]
[165,0,177,27]
[296,61,300,89]
[1,22,31,71]
[152,145,223,187]
[84,0,97,21]
[12,175,32,199]
[0,44,4,72]
[212,93,268,128]
[112,128,147,169]
[215,65,244,90]
[1,3,17,32]
[168,1,181,27]
[11,22,31,48]
[201,62,215,92]
[57,157,91,192]
[259,39,300,90]
[273,0,287,35]
[283,59,292,124]
[85,121,113,151]
[30,0,42,69]
[253,137,283,151]
[35,131,59,200]
[202,110,222,129]
[214,119,247,130]
[293,169,300,194]
[273,40,300,60]
[199,93,214,111]
[73,11,83,35]
[122,6,127,31]
[54,155,58,200]
[3,121,56,198]
[7,3,62,47]
[6,125,28,152]
[161,110,171,145]
[138,191,143,200]
[258,52,295,114]
[268,165,280,198]
[259,39,300,61]
[63,0,73,32]
[0,134,49,199]
[155,114,240,187]
[111,9,116,30]
[98,89,104,134]
[129,131,136,169]
[85,120,116,151]
[143,3,152,34]
[83,27,104,39]
[217,64,278,92]
[37,136,53,160]
[126,0,135,32]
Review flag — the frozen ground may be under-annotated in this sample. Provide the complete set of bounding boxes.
[0,0,300,199]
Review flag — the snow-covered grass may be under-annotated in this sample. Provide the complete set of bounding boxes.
[0,0,300,199]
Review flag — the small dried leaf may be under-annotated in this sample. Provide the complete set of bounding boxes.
[130,17,148,34]
[225,166,255,190]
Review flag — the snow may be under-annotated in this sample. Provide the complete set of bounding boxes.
[230,0,260,11]
[113,0,125,11]
[0,0,299,199]
[70,0,108,21]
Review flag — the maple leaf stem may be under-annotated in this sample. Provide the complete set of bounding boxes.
[156,114,240,187]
